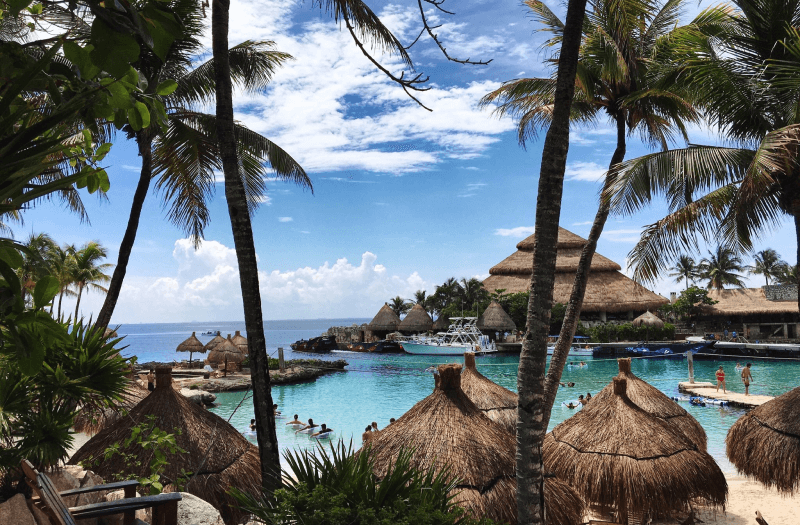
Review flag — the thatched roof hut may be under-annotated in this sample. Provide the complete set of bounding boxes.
[432,314,451,331]
[631,311,664,328]
[477,301,516,332]
[206,335,245,369]
[69,368,260,524]
[592,358,707,450]
[483,227,668,313]
[544,377,726,523]
[726,385,800,493]
[398,303,433,333]
[203,333,225,353]
[363,363,583,525]
[176,332,205,363]
[461,352,517,433]
[368,303,401,331]
[231,330,248,353]
[702,287,799,316]
[73,379,149,436]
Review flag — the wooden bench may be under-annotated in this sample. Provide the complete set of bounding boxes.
[21,460,181,525]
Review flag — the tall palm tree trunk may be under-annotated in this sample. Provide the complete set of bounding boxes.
[74,283,84,322]
[212,0,280,493]
[795,210,800,312]
[96,133,153,329]
[544,113,626,408]
[57,290,64,319]
[516,0,587,523]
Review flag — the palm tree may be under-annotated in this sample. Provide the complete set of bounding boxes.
[669,255,698,290]
[50,243,77,319]
[389,296,412,317]
[412,290,430,313]
[69,241,112,321]
[775,263,800,286]
[605,0,800,312]
[94,0,310,329]
[18,233,57,301]
[459,277,489,312]
[749,249,784,286]
[699,246,746,290]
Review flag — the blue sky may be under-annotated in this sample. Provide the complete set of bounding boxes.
[15,0,799,323]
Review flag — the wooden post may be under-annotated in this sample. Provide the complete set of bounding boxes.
[278,347,285,372]
[783,323,788,339]
[224,356,228,377]
[687,350,694,384]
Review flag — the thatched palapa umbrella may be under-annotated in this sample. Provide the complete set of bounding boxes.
[461,352,517,433]
[631,311,663,341]
[477,301,516,334]
[432,314,451,331]
[398,303,433,333]
[363,363,583,525]
[73,378,149,435]
[368,303,401,332]
[726,385,800,493]
[592,358,707,450]
[231,330,248,353]
[206,334,245,371]
[69,368,260,524]
[544,377,726,524]
[203,333,225,353]
[176,332,205,364]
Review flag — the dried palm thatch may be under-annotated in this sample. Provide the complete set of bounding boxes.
[477,301,516,332]
[703,287,799,315]
[363,363,584,525]
[206,335,245,370]
[73,378,149,436]
[726,385,800,493]
[69,368,261,524]
[176,332,206,363]
[483,227,669,312]
[398,303,433,332]
[631,311,664,328]
[432,314,451,331]
[231,330,248,353]
[203,333,225,353]
[368,303,401,331]
[544,377,726,523]
[460,352,517,433]
[591,359,707,450]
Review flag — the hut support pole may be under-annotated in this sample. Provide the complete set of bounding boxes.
[687,350,694,384]
[278,347,285,372]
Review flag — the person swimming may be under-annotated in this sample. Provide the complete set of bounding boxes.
[296,418,318,434]
[586,392,592,402]
[563,401,578,409]
[311,424,333,438]
[362,425,373,444]
[286,414,302,426]
[273,404,281,415]
[578,395,587,405]
[249,418,256,431]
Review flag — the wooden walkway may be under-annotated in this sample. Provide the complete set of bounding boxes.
[678,381,773,409]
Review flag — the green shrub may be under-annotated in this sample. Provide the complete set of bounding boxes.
[586,322,675,343]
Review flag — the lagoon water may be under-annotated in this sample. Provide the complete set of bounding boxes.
[115,320,800,473]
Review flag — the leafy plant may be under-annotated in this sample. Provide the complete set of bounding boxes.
[231,440,498,525]
[659,286,718,321]
[585,322,676,343]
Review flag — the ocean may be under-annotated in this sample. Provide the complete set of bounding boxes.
[114,320,800,473]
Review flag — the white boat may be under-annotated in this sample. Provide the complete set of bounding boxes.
[401,317,497,356]
[546,343,595,357]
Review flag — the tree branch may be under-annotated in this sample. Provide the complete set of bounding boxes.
[417,0,492,65]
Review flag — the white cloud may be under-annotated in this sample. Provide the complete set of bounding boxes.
[278,217,293,222]
[565,161,607,182]
[255,195,273,205]
[495,226,535,237]
[572,221,593,226]
[603,228,644,243]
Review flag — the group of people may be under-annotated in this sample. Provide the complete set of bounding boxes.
[715,363,754,395]
[563,392,592,409]
[247,405,335,438]
[362,418,395,443]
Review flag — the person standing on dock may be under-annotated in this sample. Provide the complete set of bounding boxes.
[741,363,753,396]
[716,365,727,393]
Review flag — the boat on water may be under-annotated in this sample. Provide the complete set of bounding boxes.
[686,336,800,358]
[546,335,595,356]
[591,340,716,357]
[400,317,497,356]
[201,330,220,336]
[291,335,338,353]
[344,340,403,353]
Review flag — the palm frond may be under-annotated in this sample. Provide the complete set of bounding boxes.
[524,0,565,45]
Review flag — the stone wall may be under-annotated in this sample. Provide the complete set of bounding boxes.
[326,324,368,343]
[764,284,798,301]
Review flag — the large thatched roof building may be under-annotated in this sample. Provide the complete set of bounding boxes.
[69,368,260,524]
[363,363,584,525]
[368,303,401,332]
[701,287,800,339]
[483,228,667,322]
[398,303,433,333]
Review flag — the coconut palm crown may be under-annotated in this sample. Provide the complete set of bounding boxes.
[668,254,698,290]
[699,246,746,290]
[749,248,785,286]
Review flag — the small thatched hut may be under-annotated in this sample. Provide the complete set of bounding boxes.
[203,333,225,353]
[363,363,584,525]
[477,301,516,335]
[176,332,205,364]
[432,314,451,331]
[591,358,707,450]
[368,303,401,332]
[398,303,433,333]
[544,377,726,524]
[460,352,517,433]
[631,311,664,328]
[231,330,248,353]
[69,368,260,524]
[483,227,668,321]
[726,385,800,493]
[206,335,245,371]
[73,379,149,435]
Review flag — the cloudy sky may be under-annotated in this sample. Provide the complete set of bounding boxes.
[17,0,798,323]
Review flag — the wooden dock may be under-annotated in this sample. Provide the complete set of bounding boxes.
[677,381,773,409]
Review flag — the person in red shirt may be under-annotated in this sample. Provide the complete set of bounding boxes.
[716,365,726,393]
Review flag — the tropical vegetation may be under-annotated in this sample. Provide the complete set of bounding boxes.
[669,255,699,290]
[749,249,785,286]
[699,246,746,290]
[659,286,718,320]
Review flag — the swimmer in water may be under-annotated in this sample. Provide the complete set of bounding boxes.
[311,424,333,438]
[249,419,256,431]
[564,402,577,409]
[286,414,302,426]
[273,404,281,415]
[296,418,318,434]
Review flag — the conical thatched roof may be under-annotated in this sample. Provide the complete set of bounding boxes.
[363,363,583,525]
[207,335,245,366]
[461,352,517,433]
[432,314,451,331]
[203,333,225,352]
[631,311,664,328]
[398,303,433,332]
[73,378,149,435]
[726,385,800,493]
[544,377,726,522]
[483,227,668,313]
[231,330,248,353]
[69,368,260,524]
[592,358,707,450]
[477,301,516,332]
[368,303,401,331]
[176,332,205,354]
